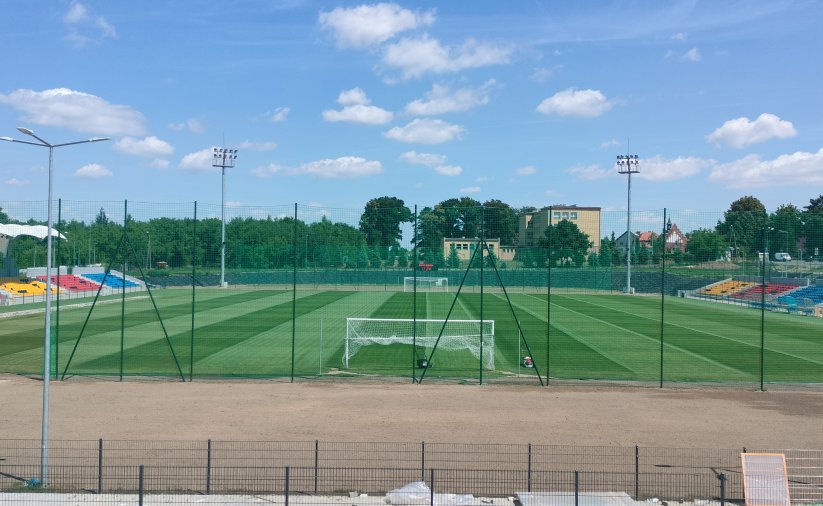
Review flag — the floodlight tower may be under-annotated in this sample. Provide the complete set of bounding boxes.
[617,153,640,294]
[212,147,237,288]
[1,127,109,486]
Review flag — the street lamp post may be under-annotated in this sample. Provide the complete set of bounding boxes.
[212,148,237,288]
[617,154,640,294]
[1,127,109,486]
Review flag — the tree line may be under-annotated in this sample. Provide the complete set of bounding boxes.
[2,194,822,273]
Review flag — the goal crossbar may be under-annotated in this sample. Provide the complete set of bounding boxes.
[345,318,494,369]
[403,277,449,292]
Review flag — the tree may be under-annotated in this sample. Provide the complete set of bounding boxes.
[483,199,517,245]
[686,228,725,262]
[359,196,413,248]
[716,196,766,260]
[539,220,592,267]
[447,244,461,268]
[805,195,823,214]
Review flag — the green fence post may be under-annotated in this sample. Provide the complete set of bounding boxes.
[190,201,197,381]
[412,204,418,384]
[120,200,127,381]
[660,208,667,388]
[291,203,297,382]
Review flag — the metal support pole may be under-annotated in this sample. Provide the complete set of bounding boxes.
[634,445,640,499]
[719,472,726,506]
[527,443,532,492]
[285,465,290,506]
[617,154,640,294]
[291,203,297,382]
[97,438,103,494]
[429,468,435,506]
[314,440,319,494]
[660,209,667,388]
[421,441,426,481]
[574,470,579,506]
[138,465,144,506]
[206,439,212,495]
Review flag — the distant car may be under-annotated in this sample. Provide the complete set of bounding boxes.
[774,252,792,262]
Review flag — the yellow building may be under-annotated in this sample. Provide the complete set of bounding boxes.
[443,238,516,262]
[517,205,601,252]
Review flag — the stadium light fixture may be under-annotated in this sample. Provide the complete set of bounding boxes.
[616,153,640,294]
[212,147,238,288]
[1,126,109,487]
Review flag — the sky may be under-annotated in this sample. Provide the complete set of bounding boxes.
[1,0,823,222]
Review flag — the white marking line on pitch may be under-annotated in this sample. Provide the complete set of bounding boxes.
[562,293,823,369]
[513,293,748,377]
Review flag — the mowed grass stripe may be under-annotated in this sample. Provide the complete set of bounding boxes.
[66,291,350,375]
[561,294,823,380]
[499,293,647,379]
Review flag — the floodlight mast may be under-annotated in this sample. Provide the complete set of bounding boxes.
[617,154,640,294]
[1,127,109,487]
[212,148,237,288]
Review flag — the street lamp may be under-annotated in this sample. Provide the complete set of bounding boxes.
[1,127,109,486]
[212,147,237,288]
[617,153,640,294]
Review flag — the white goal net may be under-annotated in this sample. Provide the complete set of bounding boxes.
[403,277,449,292]
[345,318,494,369]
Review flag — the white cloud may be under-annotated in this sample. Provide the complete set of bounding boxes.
[270,107,290,122]
[536,88,613,118]
[672,32,687,41]
[252,157,382,179]
[683,47,701,62]
[114,136,174,157]
[707,113,797,148]
[384,118,464,144]
[295,156,382,178]
[709,149,823,188]
[168,119,205,133]
[636,155,714,182]
[382,35,511,80]
[319,3,434,49]
[149,159,169,169]
[531,67,553,83]
[399,151,446,167]
[600,138,620,149]
[63,1,116,46]
[460,186,481,194]
[74,163,112,179]
[179,148,216,172]
[567,164,610,181]
[6,178,30,186]
[238,140,278,152]
[323,87,393,125]
[404,80,495,115]
[252,163,284,178]
[515,165,537,176]
[476,176,489,183]
[0,88,145,136]
[434,165,463,176]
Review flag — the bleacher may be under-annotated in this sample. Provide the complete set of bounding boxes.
[696,279,755,296]
[0,280,58,297]
[731,283,797,301]
[81,272,142,290]
[37,274,101,292]
[777,286,823,306]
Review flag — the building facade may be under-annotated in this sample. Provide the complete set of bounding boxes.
[517,206,601,252]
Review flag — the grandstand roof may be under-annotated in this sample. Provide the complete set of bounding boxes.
[0,224,66,241]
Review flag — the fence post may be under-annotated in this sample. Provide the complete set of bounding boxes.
[634,445,640,499]
[138,465,144,506]
[314,439,319,494]
[527,443,532,492]
[285,465,290,506]
[206,439,212,495]
[574,470,579,506]
[97,438,103,494]
[429,468,435,506]
[719,473,726,506]
[421,441,426,481]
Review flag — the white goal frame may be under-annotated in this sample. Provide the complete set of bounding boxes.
[403,277,449,292]
[345,317,494,369]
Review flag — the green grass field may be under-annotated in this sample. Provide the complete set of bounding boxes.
[1,287,822,385]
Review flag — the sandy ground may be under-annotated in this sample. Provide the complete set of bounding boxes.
[0,375,821,448]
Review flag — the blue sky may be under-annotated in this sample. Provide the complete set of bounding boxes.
[1,0,822,220]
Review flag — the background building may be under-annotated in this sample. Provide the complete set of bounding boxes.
[517,206,601,252]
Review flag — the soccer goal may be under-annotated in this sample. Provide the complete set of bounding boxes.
[403,277,449,292]
[345,318,494,369]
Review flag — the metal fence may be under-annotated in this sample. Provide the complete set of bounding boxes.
[1,439,821,505]
[1,200,823,386]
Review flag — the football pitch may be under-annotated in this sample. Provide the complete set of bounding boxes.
[1,287,822,385]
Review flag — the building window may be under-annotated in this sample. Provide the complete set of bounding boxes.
[553,212,561,220]
[570,212,578,219]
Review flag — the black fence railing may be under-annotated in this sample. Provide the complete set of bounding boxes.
[1,440,821,504]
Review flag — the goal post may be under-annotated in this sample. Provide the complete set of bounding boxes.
[403,277,449,292]
[345,318,494,369]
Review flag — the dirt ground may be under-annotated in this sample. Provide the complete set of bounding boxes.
[0,374,821,448]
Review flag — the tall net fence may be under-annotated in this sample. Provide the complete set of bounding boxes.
[1,200,821,386]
